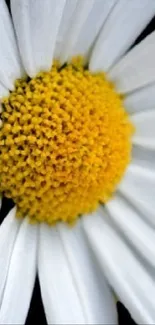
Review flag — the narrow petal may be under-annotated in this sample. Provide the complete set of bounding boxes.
[108,31,155,93]
[38,224,86,324]
[131,110,155,150]
[11,0,66,77]
[106,194,155,267]
[90,0,155,72]
[0,219,38,324]
[83,210,155,324]
[124,83,155,114]
[0,0,24,90]
[0,208,20,305]
[58,0,115,62]
[58,222,117,324]
[119,163,155,227]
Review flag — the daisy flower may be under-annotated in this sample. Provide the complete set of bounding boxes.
[0,0,155,324]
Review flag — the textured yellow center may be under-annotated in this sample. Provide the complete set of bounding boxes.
[0,58,133,225]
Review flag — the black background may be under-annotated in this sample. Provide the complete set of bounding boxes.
[1,1,155,324]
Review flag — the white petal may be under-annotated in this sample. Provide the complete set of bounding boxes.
[108,31,155,93]
[132,144,155,170]
[124,83,155,114]
[59,0,94,63]
[131,110,155,150]
[58,0,115,62]
[54,0,78,59]
[38,224,87,324]
[0,219,38,324]
[0,0,24,90]
[83,210,155,324]
[0,84,9,99]
[90,0,155,72]
[58,222,117,324]
[0,208,20,305]
[11,0,66,77]
[106,194,155,267]
[119,163,155,227]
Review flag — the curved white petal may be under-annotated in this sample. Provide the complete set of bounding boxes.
[11,0,66,77]
[58,0,115,62]
[0,0,24,90]
[90,0,155,72]
[106,194,155,267]
[0,208,20,305]
[0,219,38,325]
[38,224,86,324]
[108,31,155,93]
[124,83,155,114]
[83,210,155,324]
[131,110,155,150]
[119,163,155,227]
[57,222,117,324]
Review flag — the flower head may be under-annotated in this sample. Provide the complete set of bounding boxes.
[0,1,155,324]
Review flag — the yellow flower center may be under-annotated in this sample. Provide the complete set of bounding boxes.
[0,58,133,225]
